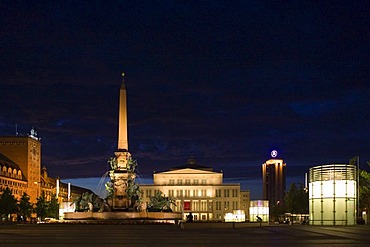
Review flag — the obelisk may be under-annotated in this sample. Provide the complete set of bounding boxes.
[115,73,131,171]
[117,72,128,151]
[112,73,133,209]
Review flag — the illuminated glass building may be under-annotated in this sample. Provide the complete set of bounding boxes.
[309,164,357,225]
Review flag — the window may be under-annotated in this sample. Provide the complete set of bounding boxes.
[176,190,183,197]
[224,189,229,197]
[185,190,190,197]
[192,200,199,211]
[216,201,221,211]
[215,189,221,197]
[185,179,191,185]
[201,200,207,211]
[193,179,199,185]
[169,179,175,185]
[201,189,207,197]
[168,190,174,197]
[193,190,198,197]
[201,179,206,184]
[224,201,229,210]
[174,200,181,212]
[177,179,183,185]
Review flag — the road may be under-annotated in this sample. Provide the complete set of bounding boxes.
[1,223,369,246]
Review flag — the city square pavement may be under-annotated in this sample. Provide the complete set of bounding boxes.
[1,223,370,246]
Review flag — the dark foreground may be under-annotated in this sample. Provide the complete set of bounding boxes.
[1,223,370,246]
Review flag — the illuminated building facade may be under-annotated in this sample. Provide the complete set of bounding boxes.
[0,130,93,207]
[249,200,269,222]
[309,164,357,225]
[0,153,28,201]
[140,158,246,221]
[0,130,41,203]
[240,190,250,220]
[262,151,286,207]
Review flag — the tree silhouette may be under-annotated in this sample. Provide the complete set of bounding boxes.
[18,192,33,221]
[0,187,18,221]
[35,192,48,221]
[284,183,308,214]
[47,194,59,219]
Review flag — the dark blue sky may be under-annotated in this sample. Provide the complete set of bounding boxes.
[1,1,369,192]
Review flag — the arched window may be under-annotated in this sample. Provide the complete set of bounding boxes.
[2,166,7,176]
[13,169,17,178]
[18,170,22,179]
[8,167,12,177]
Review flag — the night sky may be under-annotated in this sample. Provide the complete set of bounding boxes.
[1,1,369,196]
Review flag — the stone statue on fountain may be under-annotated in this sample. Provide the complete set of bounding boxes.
[105,151,142,211]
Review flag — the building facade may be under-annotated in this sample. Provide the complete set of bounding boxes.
[140,159,247,221]
[0,131,41,203]
[0,130,93,207]
[240,190,250,220]
[0,153,28,201]
[262,155,286,207]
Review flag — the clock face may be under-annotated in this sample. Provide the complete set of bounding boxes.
[271,150,278,158]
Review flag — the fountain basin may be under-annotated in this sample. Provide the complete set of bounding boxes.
[64,211,182,223]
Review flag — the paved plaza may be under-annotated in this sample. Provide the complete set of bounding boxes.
[1,223,370,246]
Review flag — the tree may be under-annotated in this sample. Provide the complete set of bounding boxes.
[0,187,18,221]
[349,157,370,214]
[18,192,33,221]
[270,202,286,222]
[35,192,48,221]
[284,183,308,214]
[359,167,370,212]
[47,194,59,219]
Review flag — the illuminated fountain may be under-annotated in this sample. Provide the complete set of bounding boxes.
[64,74,181,223]
[309,164,357,225]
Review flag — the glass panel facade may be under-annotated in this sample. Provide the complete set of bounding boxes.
[309,164,357,225]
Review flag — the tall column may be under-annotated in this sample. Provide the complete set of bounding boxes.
[118,73,128,151]
[112,73,132,210]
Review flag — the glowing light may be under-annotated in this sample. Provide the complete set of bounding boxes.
[224,210,245,222]
[271,150,278,158]
[249,200,269,222]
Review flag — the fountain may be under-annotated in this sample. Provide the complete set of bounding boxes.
[64,74,181,223]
